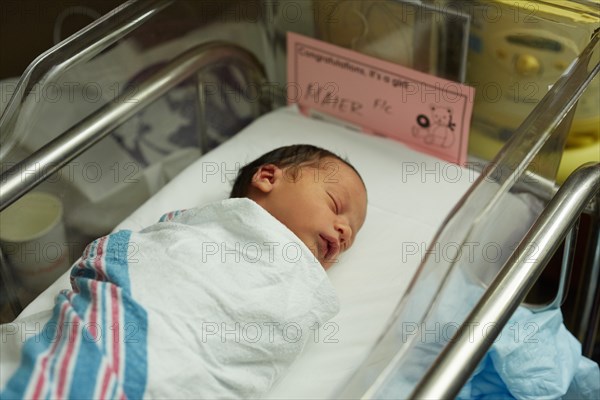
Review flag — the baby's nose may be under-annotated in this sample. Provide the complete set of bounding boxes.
[335,221,352,249]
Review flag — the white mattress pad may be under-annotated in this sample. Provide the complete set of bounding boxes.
[14,106,479,398]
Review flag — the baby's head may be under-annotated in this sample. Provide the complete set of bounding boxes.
[231,145,367,269]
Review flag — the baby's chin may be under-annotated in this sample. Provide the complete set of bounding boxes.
[315,251,340,270]
[300,238,329,269]
[292,234,331,269]
[307,246,328,269]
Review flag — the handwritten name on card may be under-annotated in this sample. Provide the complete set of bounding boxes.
[287,32,475,165]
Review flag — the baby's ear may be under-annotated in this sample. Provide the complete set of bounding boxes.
[250,164,280,193]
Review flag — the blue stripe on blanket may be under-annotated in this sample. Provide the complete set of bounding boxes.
[1,230,148,399]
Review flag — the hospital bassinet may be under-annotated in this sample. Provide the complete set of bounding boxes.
[0,1,599,398]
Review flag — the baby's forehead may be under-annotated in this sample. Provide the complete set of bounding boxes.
[319,156,360,175]
[297,156,366,200]
[330,159,366,191]
[326,162,368,213]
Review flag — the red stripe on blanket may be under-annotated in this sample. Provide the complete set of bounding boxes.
[99,365,112,399]
[57,305,80,398]
[90,281,99,340]
[111,284,121,376]
[94,236,108,281]
[31,302,68,399]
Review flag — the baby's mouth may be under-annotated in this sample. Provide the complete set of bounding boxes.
[319,234,340,262]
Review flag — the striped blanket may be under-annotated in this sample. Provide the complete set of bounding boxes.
[1,198,339,398]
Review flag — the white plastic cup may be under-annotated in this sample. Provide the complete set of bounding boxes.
[0,192,70,292]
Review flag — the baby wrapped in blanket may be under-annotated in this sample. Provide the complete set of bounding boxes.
[1,145,367,399]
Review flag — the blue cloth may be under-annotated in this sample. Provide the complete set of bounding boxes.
[458,307,600,399]
[380,266,599,399]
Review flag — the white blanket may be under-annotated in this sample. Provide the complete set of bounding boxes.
[1,198,339,399]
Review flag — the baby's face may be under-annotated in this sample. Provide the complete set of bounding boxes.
[252,157,367,268]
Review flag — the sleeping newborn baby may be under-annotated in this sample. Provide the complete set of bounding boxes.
[1,145,367,399]
[231,144,367,269]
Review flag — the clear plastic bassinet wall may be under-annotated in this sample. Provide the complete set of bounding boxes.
[0,0,272,316]
[0,0,598,396]
[267,0,599,398]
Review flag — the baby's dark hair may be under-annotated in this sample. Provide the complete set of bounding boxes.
[230,144,363,198]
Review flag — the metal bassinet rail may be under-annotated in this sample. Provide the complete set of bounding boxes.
[341,28,600,399]
[0,42,268,212]
[410,162,600,399]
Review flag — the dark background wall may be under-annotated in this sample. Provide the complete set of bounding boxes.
[0,0,126,79]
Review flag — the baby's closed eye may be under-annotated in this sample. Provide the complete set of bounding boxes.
[327,193,339,214]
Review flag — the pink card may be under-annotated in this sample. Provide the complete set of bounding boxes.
[287,32,475,165]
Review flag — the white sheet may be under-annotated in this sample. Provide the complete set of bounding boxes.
[11,106,481,397]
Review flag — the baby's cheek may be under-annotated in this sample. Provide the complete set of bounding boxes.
[297,236,317,260]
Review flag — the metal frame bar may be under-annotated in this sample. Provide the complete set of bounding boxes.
[525,224,578,313]
[405,29,600,399]
[0,42,267,212]
[578,195,600,356]
[409,163,600,399]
